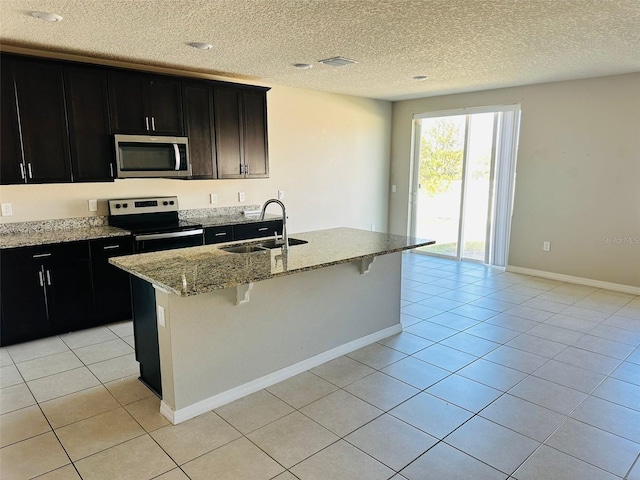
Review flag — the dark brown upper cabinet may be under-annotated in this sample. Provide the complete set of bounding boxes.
[64,65,115,182]
[8,57,72,184]
[242,89,269,178]
[0,57,24,185]
[182,81,216,179]
[214,86,269,179]
[108,71,184,136]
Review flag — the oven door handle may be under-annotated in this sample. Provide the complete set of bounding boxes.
[134,229,204,241]
[173,144,180,171]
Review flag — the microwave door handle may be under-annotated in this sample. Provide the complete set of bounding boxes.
[173,144,180,170]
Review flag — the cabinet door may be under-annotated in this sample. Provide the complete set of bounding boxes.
[13,58,72,183]
[146,77,183,135]
[46,258,95,334]
[243,90,269,178]
[90,237,134,324]
[108,71,146,133]
[214,87,244,179]
[0,264,50,346]
[64,65,114,182]
[183,81,215,178]
[0,57,24,185]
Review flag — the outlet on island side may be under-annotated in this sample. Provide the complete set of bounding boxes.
[543,241,551,251]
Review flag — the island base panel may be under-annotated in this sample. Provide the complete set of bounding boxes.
[155,252,403,424]
[131,276,162,397]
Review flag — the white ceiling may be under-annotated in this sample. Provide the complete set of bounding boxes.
[1,0,639,101]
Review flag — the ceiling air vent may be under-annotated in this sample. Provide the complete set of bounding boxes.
[318,56,358,67]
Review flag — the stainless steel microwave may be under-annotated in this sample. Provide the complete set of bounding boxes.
[114,134,191,179]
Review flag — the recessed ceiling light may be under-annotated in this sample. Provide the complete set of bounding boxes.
[318,56,358,67]
[31,11,63,22]
[187,42,213,50]
[293,63,313,69]
[413,75,429,81]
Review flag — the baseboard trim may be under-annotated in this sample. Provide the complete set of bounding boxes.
[505,265,640,295]
[160,322,403,425]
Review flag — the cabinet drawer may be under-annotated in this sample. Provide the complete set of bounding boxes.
[90,236,134,258]
[233,220,283,241]
[204,226,233,244]
[1,240,90,267]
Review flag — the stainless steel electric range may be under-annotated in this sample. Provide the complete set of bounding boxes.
[108,196,204,253]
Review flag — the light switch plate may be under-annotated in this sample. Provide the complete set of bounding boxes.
[210,193,217,204]
[1,203,13,216]
[277,190,285,200]
[238,192,245,202]
[157,306,165,327]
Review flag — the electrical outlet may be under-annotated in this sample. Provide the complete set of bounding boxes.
[210,193,217,204]
[88,199,98,212]
[277,190,285,200]
[391,184,397,193]
[371,224,376,231]
[1,203,13,216]
[238,192,245,202]
[543,241,551,251]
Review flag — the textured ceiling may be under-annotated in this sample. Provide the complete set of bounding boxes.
[1,0,639,100]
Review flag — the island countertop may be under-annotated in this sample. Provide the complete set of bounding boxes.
[110,227,434,297]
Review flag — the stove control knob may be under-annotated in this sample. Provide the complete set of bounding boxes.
[163,201,169,206]
[169,200,175,205]
[123,203,128,208]
[115,203,121,209]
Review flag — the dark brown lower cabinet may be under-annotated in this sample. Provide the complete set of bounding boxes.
[90,237,134,325]
[0,241,94,346]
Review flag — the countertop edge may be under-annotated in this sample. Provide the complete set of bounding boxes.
[110,232,435,297]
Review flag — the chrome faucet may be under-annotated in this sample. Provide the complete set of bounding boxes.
[260,199,288,249]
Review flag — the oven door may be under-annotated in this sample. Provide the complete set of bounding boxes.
[134,229,204,253]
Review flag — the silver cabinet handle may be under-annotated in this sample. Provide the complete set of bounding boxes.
[109,163,114,178]
[27,163,33,179]
[32,253,52,258]
[173,144,180,171]
[151,117,156,131]
[38,269,44,287]
[214,232,228,237]
[258,227,268,232]
[46,270,52,286]
[145,116,150,131]
[103,245,120,250]
[19,163,26,180]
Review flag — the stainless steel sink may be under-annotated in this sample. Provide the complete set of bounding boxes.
[259,238,308,249]
[220,245,269,254]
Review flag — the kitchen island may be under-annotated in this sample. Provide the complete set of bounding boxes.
[110,227,434,424]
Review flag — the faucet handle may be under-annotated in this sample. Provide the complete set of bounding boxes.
[274,231,281,242]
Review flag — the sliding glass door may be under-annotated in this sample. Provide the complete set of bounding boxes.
[410,106,520,266]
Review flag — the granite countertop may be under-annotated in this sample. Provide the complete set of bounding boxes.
[0,226,131,249]
[0,212,282,249]
[110,227,435,297]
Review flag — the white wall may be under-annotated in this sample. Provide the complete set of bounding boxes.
[0,54,392,234]
[389,73,640,288]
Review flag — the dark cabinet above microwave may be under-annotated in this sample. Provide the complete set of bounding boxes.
[0,53,269,185]
[108,71,184,136]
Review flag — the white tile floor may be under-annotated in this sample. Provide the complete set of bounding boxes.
[1,253,639,479]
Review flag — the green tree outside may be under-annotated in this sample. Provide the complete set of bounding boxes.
[419,119,464,196]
